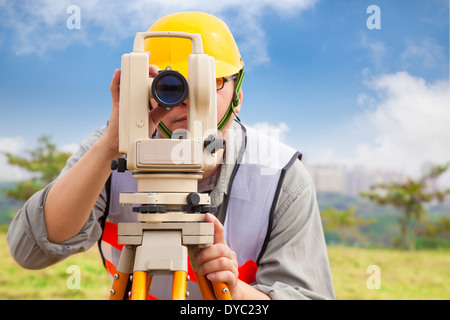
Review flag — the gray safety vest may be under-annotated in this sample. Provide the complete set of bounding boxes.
[99,124,301,299]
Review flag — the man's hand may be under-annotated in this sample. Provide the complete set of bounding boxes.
[101,53,170,160]
[195,213,240,298]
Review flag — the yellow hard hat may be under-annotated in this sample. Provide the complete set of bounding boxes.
[145,12,244,78]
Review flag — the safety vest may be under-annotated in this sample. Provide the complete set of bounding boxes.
[99,125,301,299]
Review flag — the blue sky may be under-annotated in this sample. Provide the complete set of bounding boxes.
[0,0,449,182]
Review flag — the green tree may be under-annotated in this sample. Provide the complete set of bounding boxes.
[360,162,450,250]
[416,216,450,249]
[321,206,374,245]
[2,136,72,201]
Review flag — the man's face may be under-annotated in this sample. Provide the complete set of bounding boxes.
[151,75,242,137]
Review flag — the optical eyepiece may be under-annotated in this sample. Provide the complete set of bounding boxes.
[151,67,189,110]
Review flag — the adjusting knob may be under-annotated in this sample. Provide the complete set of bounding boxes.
[186,193,200,206]
[111,158,127,172]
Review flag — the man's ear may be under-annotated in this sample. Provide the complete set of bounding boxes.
[235,89,243,114]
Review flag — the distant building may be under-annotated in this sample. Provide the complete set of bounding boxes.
[306,163,408,197]
[307,165,346,194]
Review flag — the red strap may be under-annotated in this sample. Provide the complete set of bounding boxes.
[238,260,258,284]
[103,223,258,299]
[104,257,116,277]
[102,221,124,251]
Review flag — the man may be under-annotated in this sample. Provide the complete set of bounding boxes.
[8,12,335,300]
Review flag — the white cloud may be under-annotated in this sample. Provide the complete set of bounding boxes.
[60,143,80,154]
[248,121,290,143]
[0,137,78,183]
[0,137,26,155]
[357,92,376,108]
[401,38,447,70]
[308,71,450,179]
[0,137,37,183]
[354,72,450,174]
[0,0,318,66]
[360,32,387,70]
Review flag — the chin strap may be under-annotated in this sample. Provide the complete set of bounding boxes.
[158,68,245,138]
[217,68,245,132]
[157,121,172,138]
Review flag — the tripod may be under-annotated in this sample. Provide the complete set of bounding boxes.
[111,30,230,300]
[108,195,231,300]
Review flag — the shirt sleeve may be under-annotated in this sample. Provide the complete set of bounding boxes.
[7,126,108,270]
[251,159,336,300]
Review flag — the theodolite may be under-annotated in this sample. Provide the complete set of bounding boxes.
[108,31,230,300]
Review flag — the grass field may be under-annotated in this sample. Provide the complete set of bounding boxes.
[1,226,449,300]
[0,226,110,300]
[328,246,450,300]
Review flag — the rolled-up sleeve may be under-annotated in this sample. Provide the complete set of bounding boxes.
[7,126,108,270]
[251,160,336,299]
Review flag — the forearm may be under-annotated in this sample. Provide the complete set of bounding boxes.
[234,280,271,300]
[7,182,107,269]
[44,138,116,243]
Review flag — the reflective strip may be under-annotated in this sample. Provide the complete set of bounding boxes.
[187,256,197,283]
[101,240,122,278]
[102,222,258,284]
[101,222,124,280]
[104,257,116,279]
[238,260,257,284]
[101,221,258,299]
[103,221,124,251]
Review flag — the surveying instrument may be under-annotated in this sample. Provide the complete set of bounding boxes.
[108,31,231,300]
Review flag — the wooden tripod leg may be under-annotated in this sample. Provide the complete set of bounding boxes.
[110,245,136,300]
[145,273,153,297]
[212,282,232,300]
[109,271,130,300]
[172,271,187,300]
[131,271,148,300]
[188,246,232,300]
[195,272,216,300]
[195,272,232,300]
